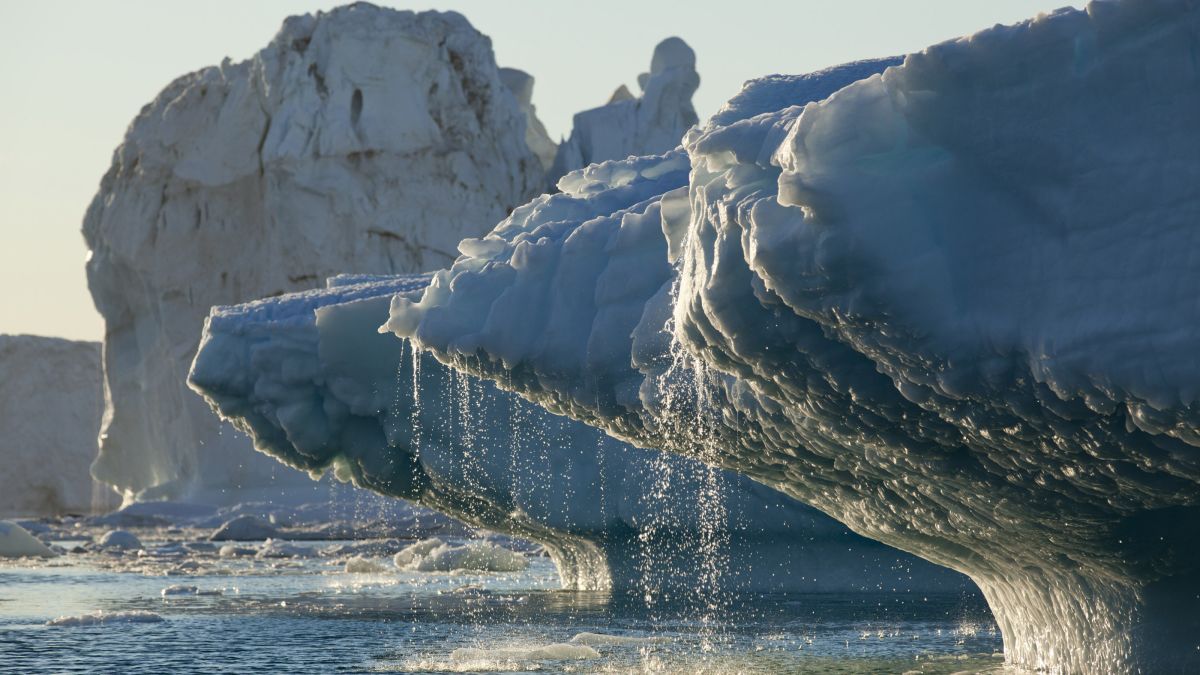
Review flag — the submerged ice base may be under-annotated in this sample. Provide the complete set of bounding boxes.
[385,2,1200,672]
[189,274,969,594]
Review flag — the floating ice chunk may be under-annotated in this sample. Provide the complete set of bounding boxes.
[255,539,311,559]
[394,539,528,573]
[183,542,217,553]
[97,530,142,551]
[451,644,600,662]
[209,515,278,542]
[46,611,164,627]
[0,521,57,558]
[218,544,256,558]
[321,540,408,558]
[161,585,221,597]
[343,556,390,574]
[393,538,445,569]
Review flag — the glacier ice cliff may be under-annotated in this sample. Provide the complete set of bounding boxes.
[384,1,1200,671]
[82,5,544,502]
[188,274,970,593]
[546,37,700,189]
[0,336,104,516]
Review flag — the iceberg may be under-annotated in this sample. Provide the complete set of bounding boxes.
[499,67,558,172]
[383,1,1200,671]
[82,4,545,503]
[0,335,103,516]
[189,272,969,593]
[546,37,701,189]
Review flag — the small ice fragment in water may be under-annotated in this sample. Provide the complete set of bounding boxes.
[209,515,278,541]
[255,539,310,559]
[46,611,164,627]
[97,529,142,551]
[392,538,444,568]
[570,632,667,646]
[344,556,390,574]
[218,544,255,558]
[0,521,57,558]
[393,538,528,572]
[161,584,198,596]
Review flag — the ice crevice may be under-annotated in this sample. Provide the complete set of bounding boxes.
[381,1,1200,672]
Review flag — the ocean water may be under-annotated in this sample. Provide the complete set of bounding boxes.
[0,534,1004,674]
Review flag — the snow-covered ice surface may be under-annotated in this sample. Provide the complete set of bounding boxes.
[385,1,1200,672]
[189,272,970,594]
[82,4,545,504]
[0,515,1001,673]
[0,335,104,517]
[547,37,700,189]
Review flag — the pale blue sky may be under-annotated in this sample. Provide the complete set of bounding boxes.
[0,0,1080,340]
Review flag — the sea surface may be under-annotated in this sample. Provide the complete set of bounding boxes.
[0,534,1005,674]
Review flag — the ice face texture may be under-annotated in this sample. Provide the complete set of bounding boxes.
[385,1,1200,671]
[0,336,103,516]
[547,38,700,189]
[82,5,544,502]
[499,68,558,172]
[189,273,969,593]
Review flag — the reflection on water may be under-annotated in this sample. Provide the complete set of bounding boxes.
[0,541,1003,674]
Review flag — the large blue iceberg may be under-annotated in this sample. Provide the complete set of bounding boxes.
[186,55,979,596]
[379,1,1200,672]
[189,273,968,594]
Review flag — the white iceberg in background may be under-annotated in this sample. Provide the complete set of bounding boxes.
[0,335,106,517]
[82,4,545,505]
[189,269,969,593]
[546,37,700,189]
[383,1,1200,672]
[0,521,57,558]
